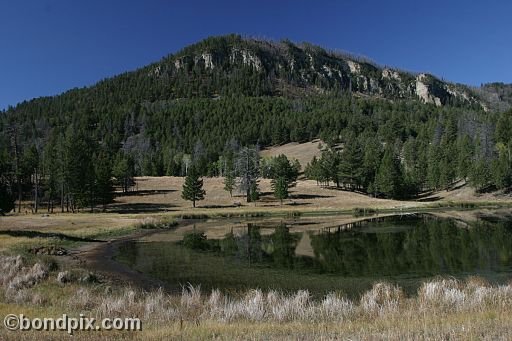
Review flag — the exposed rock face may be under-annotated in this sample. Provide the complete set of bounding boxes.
[416,74,442,106]
[194,53,214,69]
[347,60,361,74]
[230,48,262,71]
[160,35,490,108]
[382,69,401,81]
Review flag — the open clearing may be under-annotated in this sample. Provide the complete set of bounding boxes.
[112,176,418,213]
[259,139,324,169]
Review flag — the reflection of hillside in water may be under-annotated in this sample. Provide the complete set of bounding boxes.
[223,214,512,278]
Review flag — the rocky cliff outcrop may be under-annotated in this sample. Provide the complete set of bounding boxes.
[152,35,486,108]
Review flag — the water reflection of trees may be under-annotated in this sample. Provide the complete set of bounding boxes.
[216,217,512,277]
[219,223,300,268]
[310,219,512,276]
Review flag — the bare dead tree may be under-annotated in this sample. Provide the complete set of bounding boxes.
[234,146,260,202]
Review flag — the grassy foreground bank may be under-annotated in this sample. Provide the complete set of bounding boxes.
[1,254,512,340]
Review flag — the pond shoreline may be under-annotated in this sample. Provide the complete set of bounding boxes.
[74,220,206,293]
[77,208,512,296]
[72,213,402,293]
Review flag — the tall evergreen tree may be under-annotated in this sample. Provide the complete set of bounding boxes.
[427,145,441,190]
[361,134,382,191]
[43,133,60,213]
[470,158,491,191]
[223,170,236,197]
[321,148,341,187]
[113,153,135,193]
[305,156,320,185]
[181,168,206,208]
[374,147,402,198]
[338,134,363,190]
[0,150,15,214]
[268,154,300,187]
[94,152,115,212]
[457,135,474,181]
[272,176,289,205]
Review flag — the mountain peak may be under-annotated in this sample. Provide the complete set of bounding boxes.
[139,34,488,109]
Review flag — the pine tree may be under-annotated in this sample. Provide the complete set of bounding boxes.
[0,150,15,214]
[181,168,206,208]
[268,154,299,188]
[374,147,402,198]
[113,153,135,193]
[249,182,259,204]
[457,135,474,181]
[64,127,93,212]
[319,148,341,187]
[43,133,60,213]
[21,144,40,213]
[439,139,456,189]
[94,152,115,212]
[272,176,289,205]
[305,156,319,184]
[492,142,511,189]
[362,135,382,191]
[427,145,441,190]
[470,158,491,191]
[223,170,236,197]
[338,134,363,190]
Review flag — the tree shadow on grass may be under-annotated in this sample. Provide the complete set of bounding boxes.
[291,194,335,199]
[286,202,312,206]
[0,230,104,242]
[108,203,179,214]
[199,204,241,209]
[117,189,177,197]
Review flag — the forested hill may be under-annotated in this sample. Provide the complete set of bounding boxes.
[1,34,512,211]
[3,34,504,111]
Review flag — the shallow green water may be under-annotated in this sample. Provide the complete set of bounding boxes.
[115,214,512,297]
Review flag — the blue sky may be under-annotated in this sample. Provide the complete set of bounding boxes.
[1,0,511,109]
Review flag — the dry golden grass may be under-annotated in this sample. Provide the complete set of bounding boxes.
[0,213,140,252]
[1,255,511,341]
[114,177,512,216]
[114,176,419,214]
[259,139,324,169]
